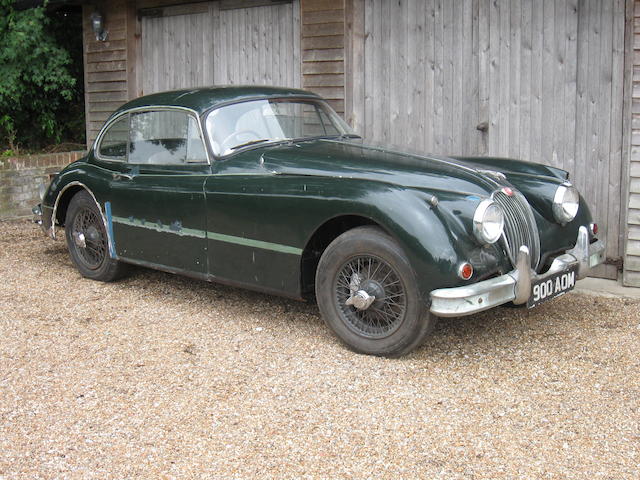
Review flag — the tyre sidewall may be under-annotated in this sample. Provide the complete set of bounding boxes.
[65,191,120,281]
[315,226,433,356]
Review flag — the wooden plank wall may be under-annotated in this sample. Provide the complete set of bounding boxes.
[347,0,627,280]
[480,0,625,281]
[300,0,346,115]
[626,0,640,285]
[216,2,300,87]
[140,2,300,93]
[82,0,133,146]
[350,1,480,153]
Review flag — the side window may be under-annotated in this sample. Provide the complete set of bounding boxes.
[98,115,129,160]
[129,110,207,165]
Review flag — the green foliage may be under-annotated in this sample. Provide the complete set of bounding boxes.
[0,1,83,151]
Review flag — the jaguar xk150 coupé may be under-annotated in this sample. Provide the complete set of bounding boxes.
[34,86,606,356]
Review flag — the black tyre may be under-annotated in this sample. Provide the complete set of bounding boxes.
[315,226,436,357]
[64,190,127,282]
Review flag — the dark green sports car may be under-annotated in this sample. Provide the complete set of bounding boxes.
[34,86,606,356]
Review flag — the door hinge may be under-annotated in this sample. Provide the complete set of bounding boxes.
[604,257,623,271]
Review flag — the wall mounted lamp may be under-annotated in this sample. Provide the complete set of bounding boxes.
[90,11,108,42]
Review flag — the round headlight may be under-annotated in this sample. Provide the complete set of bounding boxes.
[473,199,504,244]
[552,184,579,224]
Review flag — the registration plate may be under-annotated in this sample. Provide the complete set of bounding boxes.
[527,265,578,308]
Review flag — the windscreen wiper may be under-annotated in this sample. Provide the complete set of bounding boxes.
[290,133,362,143]
[229,139,271,151]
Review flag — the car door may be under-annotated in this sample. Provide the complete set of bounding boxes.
[202,100,329,296]
[97,108,210,275]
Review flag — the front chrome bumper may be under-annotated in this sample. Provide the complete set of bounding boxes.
[32,203,54,238]
[430,226,606,317]
[32,204,43,226]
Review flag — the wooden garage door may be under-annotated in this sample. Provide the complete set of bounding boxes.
[140,1,300,93]
[349,0,626,279]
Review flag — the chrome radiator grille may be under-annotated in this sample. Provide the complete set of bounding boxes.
[492,189,540,269]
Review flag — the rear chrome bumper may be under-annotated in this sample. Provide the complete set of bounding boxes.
[429,226,606,317]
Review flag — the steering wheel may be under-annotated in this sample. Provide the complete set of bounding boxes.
[220,130,262,152]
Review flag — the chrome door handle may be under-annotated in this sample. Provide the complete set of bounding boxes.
[112,172,134,181]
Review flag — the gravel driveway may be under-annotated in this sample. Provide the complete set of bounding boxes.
[1,219,639,479]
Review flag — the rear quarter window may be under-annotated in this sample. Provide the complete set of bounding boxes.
[98,115,129,160]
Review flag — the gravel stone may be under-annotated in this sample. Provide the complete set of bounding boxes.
[1,219,639,479]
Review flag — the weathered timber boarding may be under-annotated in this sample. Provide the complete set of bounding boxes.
[83,0,132,146]
[83,0,303,146]
[81,0,639,286]
[84,0,345,138]
[626,0,640,285]
[347,0,627,280]
[140,1,301,94]
[301,0,345,115]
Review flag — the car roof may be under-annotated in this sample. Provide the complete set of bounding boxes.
[114,85,322,116]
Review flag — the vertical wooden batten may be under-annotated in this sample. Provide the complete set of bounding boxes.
[127,2,142,100]
[300,0,346,115]
[345,0,364,131]
[624,0,640,285]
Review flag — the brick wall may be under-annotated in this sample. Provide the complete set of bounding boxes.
[0,152,85,219]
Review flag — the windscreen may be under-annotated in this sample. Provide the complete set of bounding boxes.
[205,99,354,156]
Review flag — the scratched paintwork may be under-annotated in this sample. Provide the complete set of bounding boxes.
[40,87,597,303]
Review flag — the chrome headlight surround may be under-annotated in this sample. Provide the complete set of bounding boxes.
[473,199,505,244]
[552,183,579,224]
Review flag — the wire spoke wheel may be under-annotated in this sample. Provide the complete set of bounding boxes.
[65,190,126,282]
[71,207,107,270]
[334,255,407,339]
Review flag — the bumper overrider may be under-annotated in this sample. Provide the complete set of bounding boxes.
[33,203,56,238]
[430,226,606,317]
[32,204,43,227]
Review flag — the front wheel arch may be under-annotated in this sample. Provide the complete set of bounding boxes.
[63,189,126,282]
[299,214,397,299]
[314,225,436,356]
[52,182,103,231]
